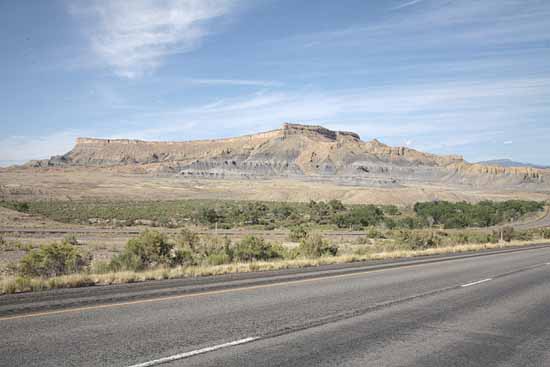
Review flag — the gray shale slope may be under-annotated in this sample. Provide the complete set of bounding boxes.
[28,123,549,189]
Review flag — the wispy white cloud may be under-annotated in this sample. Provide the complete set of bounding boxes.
[69,0,240,78]
[185,78,283,87]
[390,0,424,11]
[290,0,550,52]
[110,76,550,143]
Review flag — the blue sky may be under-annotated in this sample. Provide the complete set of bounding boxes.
[1,0,549,166]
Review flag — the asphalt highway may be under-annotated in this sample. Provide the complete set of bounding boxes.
[1,245,549,366]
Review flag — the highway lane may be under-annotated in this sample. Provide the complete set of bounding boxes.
[0,246,549,367]
[185,264,550,367]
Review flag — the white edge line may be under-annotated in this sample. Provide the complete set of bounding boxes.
[461,278,493,288]
[128,337,259,367]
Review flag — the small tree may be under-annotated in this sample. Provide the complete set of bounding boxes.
[111,230,173,271]
[233,236,280,262]
[199,207,219,224]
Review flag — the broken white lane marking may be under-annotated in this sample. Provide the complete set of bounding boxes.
[127,337,259,367]
[461,278,493,288]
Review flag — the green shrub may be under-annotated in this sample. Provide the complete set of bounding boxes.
[414,200,543,229]
[233,236,281,262]
[173,230,233,265]
[172,228,201,265]
[2,199,542,231]
[170,246,195,266]
[14,202,30,212]
[202,237,234,265]
[288,226,308,242]
[541,228,550,239]
[109,252,142,272]
[334,205,384,229]
[111,230,173,271]
[18,242,91,277]
[298,234,338,258]
[199,207,221,224]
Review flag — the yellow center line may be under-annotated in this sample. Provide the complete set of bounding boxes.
[0,248,545,322]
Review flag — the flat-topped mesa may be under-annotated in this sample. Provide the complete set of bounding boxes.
[25,123,547,187]
[75,137,149,145]
[282,123,361,141]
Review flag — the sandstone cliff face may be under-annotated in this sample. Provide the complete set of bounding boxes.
[29,123,548,189]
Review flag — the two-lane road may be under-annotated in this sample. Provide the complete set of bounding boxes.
[1,246,550,366]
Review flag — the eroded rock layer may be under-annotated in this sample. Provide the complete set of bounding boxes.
[28,123,547,189]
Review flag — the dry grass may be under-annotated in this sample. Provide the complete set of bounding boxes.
[0,240,542,295]
[3,167,549,205]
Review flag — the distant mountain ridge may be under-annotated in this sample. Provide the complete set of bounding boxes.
[26,123,547,189]
[476,159,550,170]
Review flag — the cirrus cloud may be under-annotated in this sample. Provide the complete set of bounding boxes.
[69,0,240,78]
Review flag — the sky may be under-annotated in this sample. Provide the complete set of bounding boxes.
[1,0,549,166]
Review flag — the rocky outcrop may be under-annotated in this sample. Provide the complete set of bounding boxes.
[28,123,548,189]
